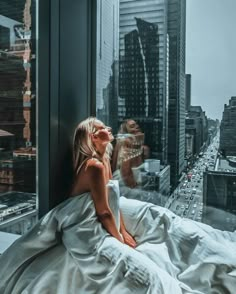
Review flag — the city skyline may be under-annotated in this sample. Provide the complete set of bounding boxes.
[186,0,236,120]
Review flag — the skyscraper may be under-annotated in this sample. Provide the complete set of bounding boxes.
[96,0,119,132]
[167,0,186,187]
[220,96,236,156]
[119,0,169,163]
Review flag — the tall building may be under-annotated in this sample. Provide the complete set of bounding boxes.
[119,0,169,163]
[185,74,191,111]
[186,106,209,155]
[208,118,218,143]
[220,96,236,156]
[167,0,186,187]
[96,0,119,132]
[0,0,36,197]
[0,0,35,148]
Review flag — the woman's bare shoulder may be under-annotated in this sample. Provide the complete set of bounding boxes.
[86,158,104,173]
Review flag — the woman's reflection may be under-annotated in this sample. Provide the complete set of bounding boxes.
[112,119,150,188]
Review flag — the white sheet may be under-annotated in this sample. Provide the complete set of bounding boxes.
[0,180,235,293]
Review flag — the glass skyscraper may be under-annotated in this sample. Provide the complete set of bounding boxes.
[167,0,186,187]
[119,0,169,163]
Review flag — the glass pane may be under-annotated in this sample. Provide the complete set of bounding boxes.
[0,0,37,235]
[96,0,236,232]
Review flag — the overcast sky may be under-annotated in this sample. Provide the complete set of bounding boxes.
[186,0,236,120]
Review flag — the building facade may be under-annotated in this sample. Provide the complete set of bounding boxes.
[167,0,186,188]
[119,0,169,164]
[186,106,208,157]
[203,157,236,214]
[220,96,236,156]
[96,0,120,133]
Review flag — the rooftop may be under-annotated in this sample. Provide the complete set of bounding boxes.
[216,157,236,174]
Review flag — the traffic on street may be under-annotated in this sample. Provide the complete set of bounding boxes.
[165,134,220,222]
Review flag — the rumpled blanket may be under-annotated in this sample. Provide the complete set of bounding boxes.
[0,180,235,294]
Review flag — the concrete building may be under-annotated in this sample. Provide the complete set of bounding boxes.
[203,156,236,214]
[186,106,208,156]
[119,0,169,164]
[220,96,236,156]
[185,133,194,157]
[167,0,186,188]
[208,118,218,144]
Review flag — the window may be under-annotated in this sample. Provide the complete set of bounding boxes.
[96,0,236,233]
[0,0,37,235]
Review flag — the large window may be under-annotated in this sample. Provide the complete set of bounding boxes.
[96,0,236,232]
[0,0,37,235]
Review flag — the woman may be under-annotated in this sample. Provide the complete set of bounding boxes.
[0,117,235,294]
[70,117,136,247]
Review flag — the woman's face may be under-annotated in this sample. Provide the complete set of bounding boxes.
[92,120,114,144]
[126,120,141,134]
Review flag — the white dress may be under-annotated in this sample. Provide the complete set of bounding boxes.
[0,180,235,294]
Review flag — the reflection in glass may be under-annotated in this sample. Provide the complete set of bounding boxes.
[0,0,37,235]
[112,118,169,206]
[96,0,236,232]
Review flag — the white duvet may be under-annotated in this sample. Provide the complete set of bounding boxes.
[0,180,235,294]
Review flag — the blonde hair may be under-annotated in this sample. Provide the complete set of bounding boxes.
[118,119,130,134]
[73,117,113,174]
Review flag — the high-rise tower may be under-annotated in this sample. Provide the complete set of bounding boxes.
[96,0,119,132]
[220,96,236,156]
[119,0,169,163]
[167,0,186,187]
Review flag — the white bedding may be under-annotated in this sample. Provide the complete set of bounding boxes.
[0,180,235,294]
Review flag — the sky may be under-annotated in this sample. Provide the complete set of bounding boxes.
[186,0,236,120]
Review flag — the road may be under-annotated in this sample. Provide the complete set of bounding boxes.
[165,134,219,223]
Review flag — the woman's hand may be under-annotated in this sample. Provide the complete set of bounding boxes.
[121,230,137,248]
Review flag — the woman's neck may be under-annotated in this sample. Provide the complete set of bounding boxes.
[95,144,107,159]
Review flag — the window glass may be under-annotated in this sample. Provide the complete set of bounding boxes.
[0,0,37,235]
[96,0,236,232]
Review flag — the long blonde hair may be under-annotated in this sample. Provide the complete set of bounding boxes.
[73,117,113,174]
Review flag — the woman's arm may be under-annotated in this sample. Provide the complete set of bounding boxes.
[120,211,137,248]
[87,159,123,243]
[121,159,137,188]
